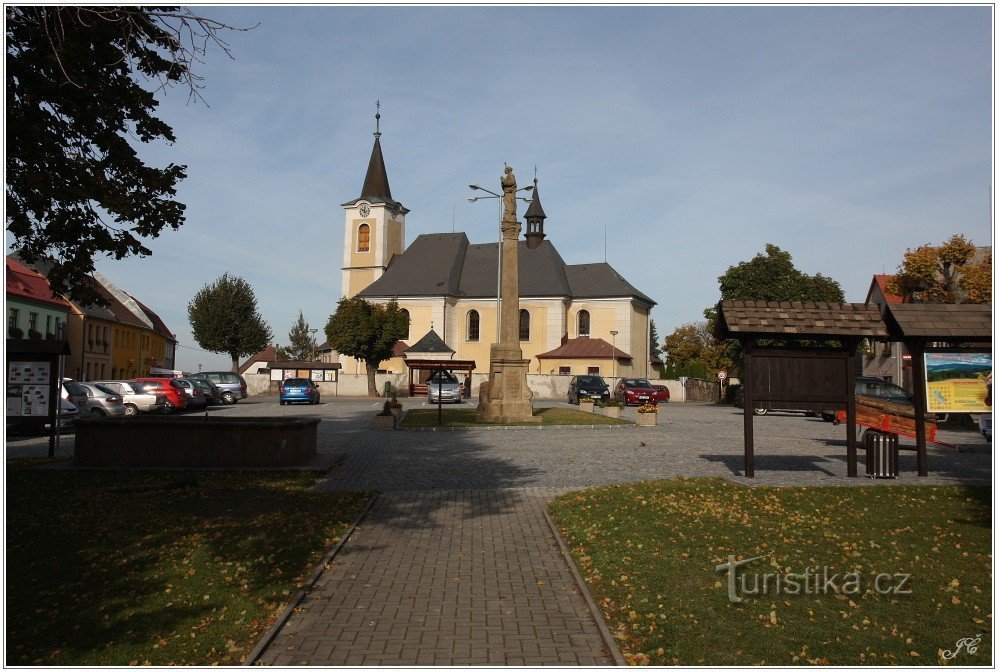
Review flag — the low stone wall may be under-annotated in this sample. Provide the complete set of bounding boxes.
[74,416,318,468]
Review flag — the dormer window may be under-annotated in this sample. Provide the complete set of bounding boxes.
[358,224,371,252]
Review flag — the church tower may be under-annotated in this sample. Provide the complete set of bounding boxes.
[341,106,408,298]
[524,177,547,249]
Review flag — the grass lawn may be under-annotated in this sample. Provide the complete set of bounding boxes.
[401,406,631,428]
[6,462,371,665]
[549,478,991,666]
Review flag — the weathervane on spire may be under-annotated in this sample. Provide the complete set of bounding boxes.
[374,100,381,138]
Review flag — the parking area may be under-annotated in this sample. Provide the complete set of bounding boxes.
[9,396,990,488]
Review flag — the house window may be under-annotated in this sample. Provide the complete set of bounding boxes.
[85,362,91,380]
[558,366,571,376]
[8,308,18,331]
[587,366,600,375]
[112,367,116,378]
[102,326,107,345]
[400,308,410,340]
[45,315,51,335]
[467,310,480,341]
[577,310,590,338]
[28,313,38,332]
[358,224,371,252]
[518,309,530,341]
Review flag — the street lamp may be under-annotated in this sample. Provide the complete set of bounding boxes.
[468,181,533,341]
[309,328,319,362]
[610,330,619,390]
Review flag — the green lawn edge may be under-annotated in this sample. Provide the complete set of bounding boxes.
[549,477,992,666]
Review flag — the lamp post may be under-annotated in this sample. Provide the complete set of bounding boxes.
[309,328,319,362]
[610,330,619,391]
[468,182,533,342]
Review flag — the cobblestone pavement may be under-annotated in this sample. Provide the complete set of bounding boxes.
[259,488,611,666]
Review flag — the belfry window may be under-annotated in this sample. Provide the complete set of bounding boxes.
[578,310,590,338]
[358,224,371,252]
[400,309,410,340]
[519,309,530,341]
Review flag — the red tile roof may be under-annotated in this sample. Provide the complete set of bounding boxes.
[239,345,278,374]
[392,340,409,357]
[5,258,71,311]
[871,274,903,305]
[536,337,632,360]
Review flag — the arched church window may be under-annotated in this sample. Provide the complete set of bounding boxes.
[400,308,410,340]
[578,310,590,338]
[467,310,480,341]
[519,309,530,341]
[358,224,371,252]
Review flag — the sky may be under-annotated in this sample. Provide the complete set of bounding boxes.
[63,6,993,372]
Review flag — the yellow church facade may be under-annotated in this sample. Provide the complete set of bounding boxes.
[339,124,655,381]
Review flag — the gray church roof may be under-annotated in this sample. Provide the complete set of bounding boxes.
[405,329,455,354]
[356,233,655,305]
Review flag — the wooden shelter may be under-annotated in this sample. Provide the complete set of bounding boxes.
[881,303,992,476]
[715,301,888,477]
[405,359,476,397]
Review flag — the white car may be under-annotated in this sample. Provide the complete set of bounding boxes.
[92,380,167,416]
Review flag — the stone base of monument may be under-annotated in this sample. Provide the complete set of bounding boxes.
[476,347,541,424]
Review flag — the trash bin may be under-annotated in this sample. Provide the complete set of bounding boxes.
[864,430,899,479]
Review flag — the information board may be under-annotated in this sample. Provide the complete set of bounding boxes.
[6,361,52,417]
[924,352,993,413]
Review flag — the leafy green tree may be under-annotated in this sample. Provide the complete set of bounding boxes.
[887,234,991,303]
[649,320,663,362]
[325,298,409,396]
[188,274,272,372]
[6,7,244,302]
[279,311,317,362]
[663,322,733,379]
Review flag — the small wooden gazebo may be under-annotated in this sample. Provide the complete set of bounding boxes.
[881,303,992,476]
[715,300,888,477]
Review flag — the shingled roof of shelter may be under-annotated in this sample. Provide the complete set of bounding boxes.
[715,300,888,339]
[537,337,632,360]
[356,233,655,305]
[405,329,454,355]
[882,303,992,341]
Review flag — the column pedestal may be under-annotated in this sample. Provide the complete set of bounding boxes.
[476,343,540,423]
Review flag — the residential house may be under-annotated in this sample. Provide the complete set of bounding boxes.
[5,257,71,341]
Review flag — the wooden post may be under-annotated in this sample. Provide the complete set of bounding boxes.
[408,365,414,398]
[910,340,928,476]
[845,340,858,477]
[743,341,754,477]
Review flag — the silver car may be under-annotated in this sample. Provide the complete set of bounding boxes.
[92,380,166,416]
[63,381,127,418]
[427,371,463,404]
[173,378,207,409]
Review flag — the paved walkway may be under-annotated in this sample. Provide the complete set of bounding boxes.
[259,489,611,666]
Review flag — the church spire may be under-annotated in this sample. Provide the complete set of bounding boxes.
[524,175,547,249]
[360,102,392,202]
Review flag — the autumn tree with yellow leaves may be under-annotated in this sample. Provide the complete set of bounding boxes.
[887,234,991,304]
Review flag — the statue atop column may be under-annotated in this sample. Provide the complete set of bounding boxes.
[500,164,520,238]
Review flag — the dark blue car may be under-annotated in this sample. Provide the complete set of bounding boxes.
[279,378,320,405]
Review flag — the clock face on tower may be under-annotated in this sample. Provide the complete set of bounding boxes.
[359,204,371,217]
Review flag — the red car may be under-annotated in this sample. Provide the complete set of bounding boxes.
[613,378,659,406]
[651,384,671,404]
[132,377,188,413]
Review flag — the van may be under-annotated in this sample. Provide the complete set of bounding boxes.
[189,371,248,404]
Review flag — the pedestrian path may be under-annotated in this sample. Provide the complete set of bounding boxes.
[258,488,612,666]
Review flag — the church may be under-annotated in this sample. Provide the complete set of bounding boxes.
[340,119,657,381]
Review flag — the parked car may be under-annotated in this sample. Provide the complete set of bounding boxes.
[427,371,462,404]
[733,387,819,417]
[279,378,321,405]
[613,378,659,406]
[567,375,610,404]
[189,371,248,404]
[132,377,189,413]
[819,377,914,422]
[92,380,167,415]
[6,395,78,435]
[63,381,126,417]
[651,384,671,404]
[191,377,222,405]
[173,378,207,409]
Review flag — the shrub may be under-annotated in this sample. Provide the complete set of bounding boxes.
[28,329,42,340]
[637,404,658,413]
[9,326,24,339]
[378,401,393,416]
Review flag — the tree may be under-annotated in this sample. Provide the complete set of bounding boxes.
[325,298,409,396]
[6,7,245,302]
[649,320,663,362]
[663,322,733,379]
[279,311,317,362]
[887,234,991,304]
[188,274,272,372]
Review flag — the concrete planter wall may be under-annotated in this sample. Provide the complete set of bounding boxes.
[390,408,405,423]
[74,416,319,468]
[579,399,595,413]
[373,414,396,430]
[600,406,622,419]
[636,412,658,427]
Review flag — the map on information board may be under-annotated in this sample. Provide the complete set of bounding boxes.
[924,352,992,413]
[6,361,52,417]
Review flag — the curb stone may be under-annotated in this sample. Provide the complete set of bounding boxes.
[400,423,636,432]
[244,493,379,665]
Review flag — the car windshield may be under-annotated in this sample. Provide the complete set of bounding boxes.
[624,379,652,388]
[92,384,119,396]
[286,378,310,386]
[428,372,458,384]
[577,376,605,388]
